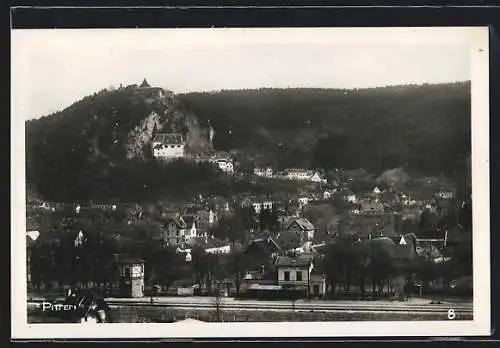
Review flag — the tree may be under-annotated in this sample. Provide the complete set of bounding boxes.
[228,250,249,296]
[191,246,208,291]
[210,215,246,246]
[323,236,358,296]
[368,241,395,295]
[352,242,371,299]
[144,246,182,291]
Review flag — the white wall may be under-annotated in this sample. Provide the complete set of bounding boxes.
[277,267,309,286]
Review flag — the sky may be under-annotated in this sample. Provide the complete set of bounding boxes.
[12,28,475,120]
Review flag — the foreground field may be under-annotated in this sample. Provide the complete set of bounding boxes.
[27,296,473,323]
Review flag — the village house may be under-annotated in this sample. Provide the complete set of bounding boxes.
[284,168,314,181]
[400,193,418,206]
[190,209,217,233]
[323,189,337,200]
[254,167,274,178]
[175,247,194,263]
[181,215,200,241]
[245,236,282,260]
[287,241,328,258]
[297,197,310,207]
[163,216,188,246]
[152,133,186,159]
[275,255,326,298]
[205,244,232,255]
[209,156,234,174]
[436,188,456,200]
[395,230,450,262]
[286,217,315,241]
[310,171,327,184]
[252,198,273,215]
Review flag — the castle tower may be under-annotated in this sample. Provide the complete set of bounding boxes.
[140,78,151,88]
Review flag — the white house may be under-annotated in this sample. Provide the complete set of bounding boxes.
[176,247,193,262]
[323,189,336,200]
[210,157,234,174]
[275,255,326,297]
[252,200,273,215]
[254,167,273,178]
[298,197,309,207]
[181,216,198,241]
[205,244,231,255]
[285,168,313,181]
[152,133,185,159]
[346,194,357,204]
[437,189,455,200]
[373,187,382,195]
[310,171,327,184]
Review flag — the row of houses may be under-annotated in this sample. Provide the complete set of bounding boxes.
[253,167,327,184]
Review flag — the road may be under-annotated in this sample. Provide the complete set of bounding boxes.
[28,295,473,314]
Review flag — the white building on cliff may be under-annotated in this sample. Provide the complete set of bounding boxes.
[152,133,185,159]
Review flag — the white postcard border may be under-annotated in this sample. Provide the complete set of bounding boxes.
[11,27,491,339]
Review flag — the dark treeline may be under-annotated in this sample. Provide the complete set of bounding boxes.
[179,82,471,175]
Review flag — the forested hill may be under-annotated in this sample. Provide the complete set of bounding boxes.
[179,82,471,176]
[26,82,470,203]
[25,85,217,203]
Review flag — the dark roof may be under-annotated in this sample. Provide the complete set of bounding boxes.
[276,232,304,251]
[182,215,196,226]
[246,237,282,255]
[311,242,329,255]
[415,229,445,240]
[165,216,187,228]
[287,218,315,231]
[140,78,151,88]
[112,257,145,264]
[153,133,184,145]
[275,255,313,268]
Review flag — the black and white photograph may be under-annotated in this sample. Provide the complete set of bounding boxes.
[11,27,490,338]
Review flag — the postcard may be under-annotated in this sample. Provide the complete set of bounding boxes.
[11,27,490,339]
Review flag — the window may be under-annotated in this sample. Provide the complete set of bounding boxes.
[296,271,303,281]
[284,271,290,281]
[124,267,130,277]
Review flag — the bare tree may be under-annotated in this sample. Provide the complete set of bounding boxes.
[228,250,248,296]
[212,284,224,322]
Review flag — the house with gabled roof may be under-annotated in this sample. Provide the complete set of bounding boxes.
[163,215,188,246]
[274,254,326,297]
[139,78,151,88]
[152,133,185,159]
[286,217,315,240]
[181,215,202,241]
